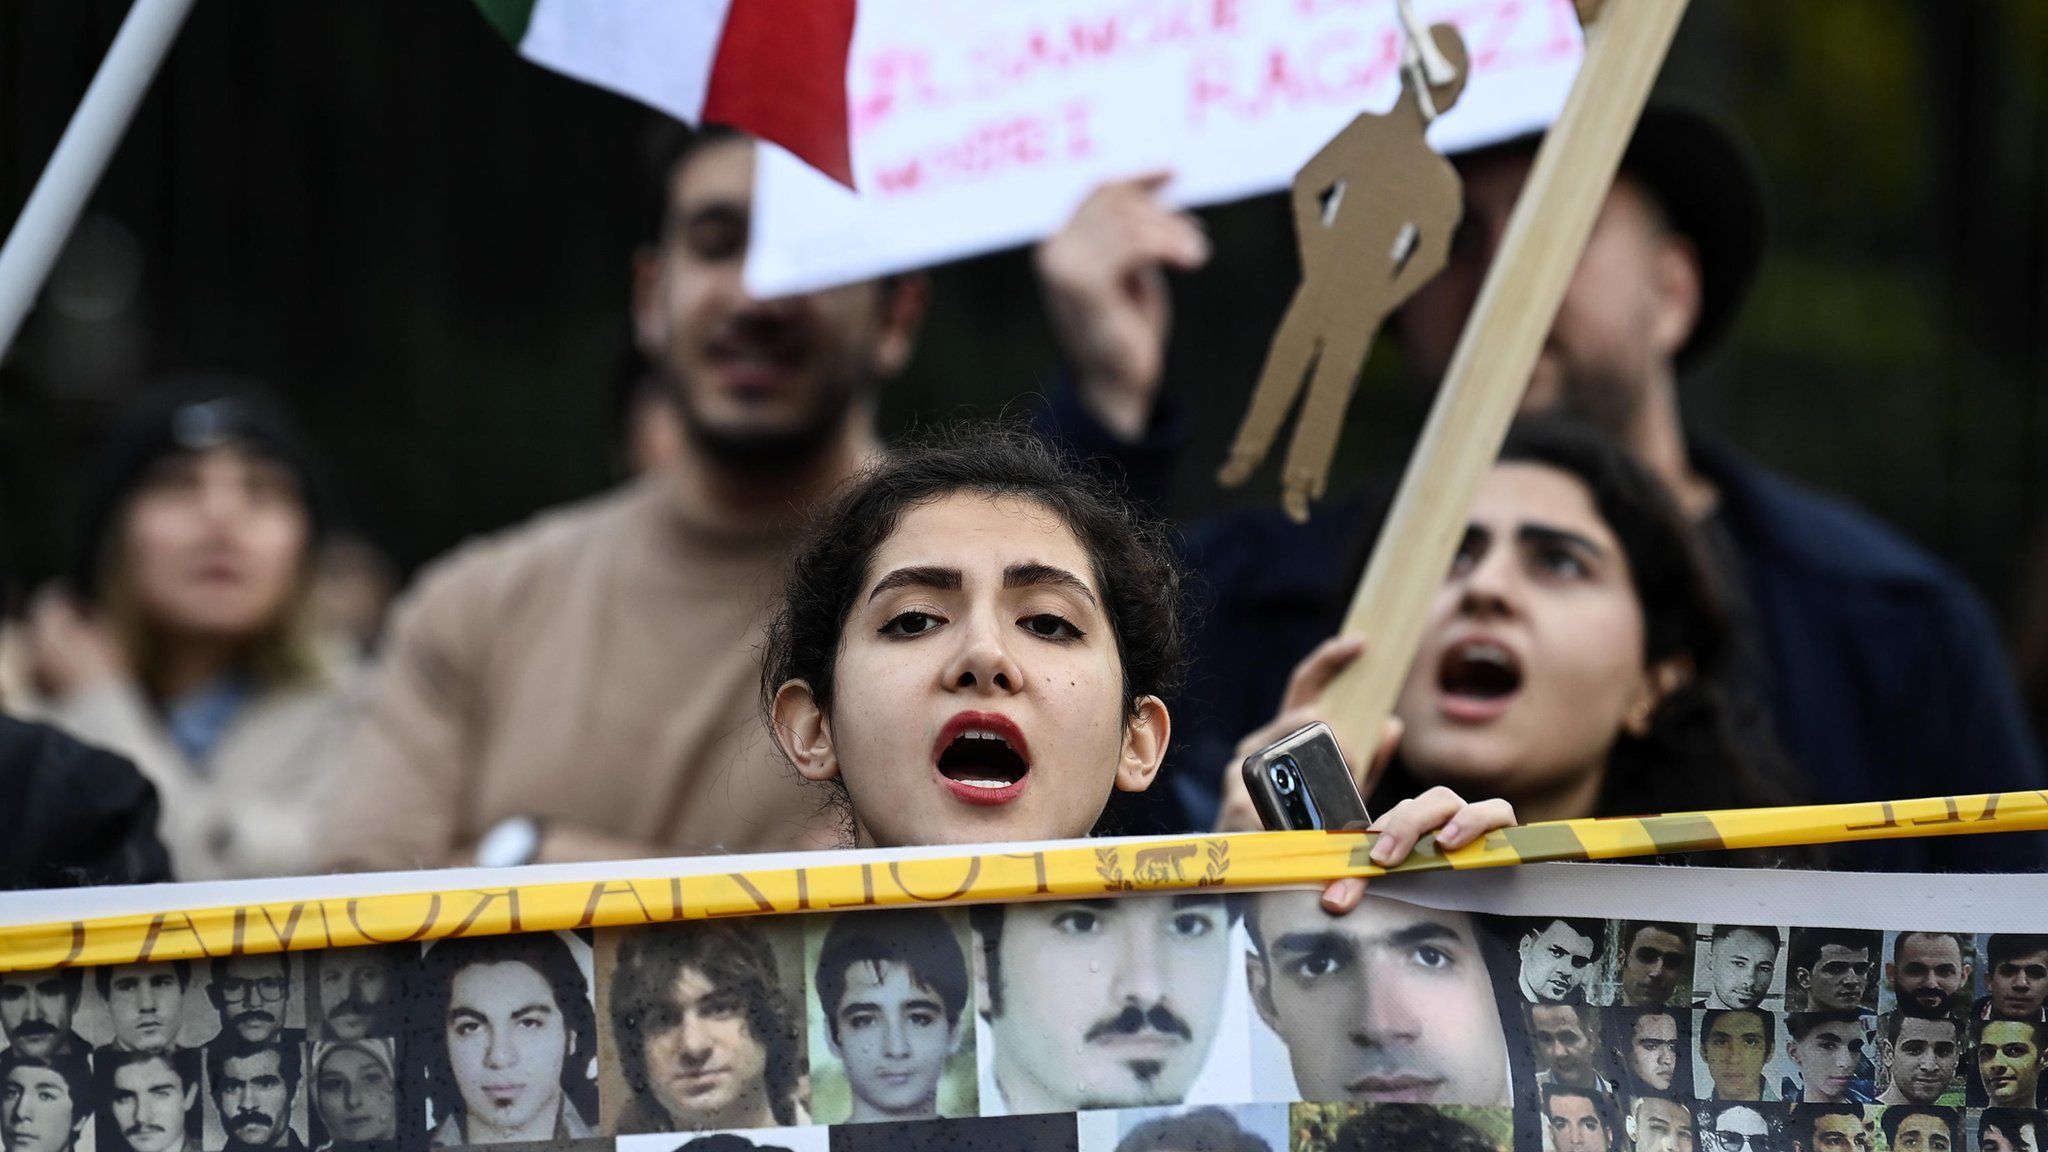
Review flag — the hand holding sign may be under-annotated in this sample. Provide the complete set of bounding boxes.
[1217,23,1469,522]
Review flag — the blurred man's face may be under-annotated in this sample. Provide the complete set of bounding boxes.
[1807,1113,1871,1152]
[111,1058,194,1152]
[317,951,394,1041]
[1702,1012,1770,1099]
[1629,1013,1681,1092]
[1708,931,1778,1009]
[1803,945,1872,1011]
[1546,1093,1611,1152]
[1883,1016,1960,1104]
[1629,1095,1694,1152]
[0,974,76,1059]
[214,1049,290,1148]
[827,959,961,1121]
[213,956,289,1044]
[1395,152,1697,438]
[2,1066,82,1152]
[1248,892,1509,1107]
[1788,1019,1868,1103]
[1621,927,1689,1007]
[983,897,1229,1111]
[1990,950,2048,1019]
[1889,935,1968,1013]
[108,964,186,1053]
[1521,921,1596,1003]
[1978,1021,2046,1106]
[1529,1005,1598,1088]
[631,138,918,469]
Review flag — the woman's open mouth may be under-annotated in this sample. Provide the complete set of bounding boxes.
[932,712,1032,806]
[1435,637,1523,722]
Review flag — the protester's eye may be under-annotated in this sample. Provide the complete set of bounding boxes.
[450,1019,480,1039]
[880,610,943,637]
[1019,613,1083,641]
[908,1009,940,1028]
[317,1076,342,1094]
[699,994,742,1019]
[1051,910,1100,935]
[364,1071,390,1091]
[1448,528,1484,576]
[844,1010,878,1032]
[1532,542,1589,579]
[683,213,746,261]
[1168,912,1218,939]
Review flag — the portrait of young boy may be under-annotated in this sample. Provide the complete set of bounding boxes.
[806,910,975,1124]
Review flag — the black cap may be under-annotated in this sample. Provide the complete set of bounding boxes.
[71,381,329,596]
[1454,95,1770,368]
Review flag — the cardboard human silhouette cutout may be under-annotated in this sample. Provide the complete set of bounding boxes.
[1218,24,1470,522]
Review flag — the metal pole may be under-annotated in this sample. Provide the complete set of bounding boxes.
[0,0,196,360]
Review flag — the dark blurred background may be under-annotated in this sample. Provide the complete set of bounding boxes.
[4,2,2046,651]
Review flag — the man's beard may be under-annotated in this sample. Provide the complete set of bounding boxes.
[1535,353,1648,443]
[671,370,864,475]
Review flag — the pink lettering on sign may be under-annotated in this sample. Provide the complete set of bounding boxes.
[853,0,1247,132]
[871,103,1097,197]
[1188,29,1402,126]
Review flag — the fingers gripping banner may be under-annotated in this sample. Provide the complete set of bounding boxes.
[2,792,2047,1152]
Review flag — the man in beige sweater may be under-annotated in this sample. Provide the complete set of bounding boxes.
[319,129,927,868]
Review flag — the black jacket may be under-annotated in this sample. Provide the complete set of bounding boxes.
[0,714,172,888]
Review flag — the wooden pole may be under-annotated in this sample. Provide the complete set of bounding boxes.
[1317,0,1691,760]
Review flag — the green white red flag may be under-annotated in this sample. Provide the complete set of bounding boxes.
[475,0,858,187]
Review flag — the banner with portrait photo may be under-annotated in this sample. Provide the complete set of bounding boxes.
[5,794,2048,1152]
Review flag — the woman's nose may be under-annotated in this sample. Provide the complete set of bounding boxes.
[943,610,1021,693]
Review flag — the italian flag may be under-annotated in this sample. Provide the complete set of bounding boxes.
[476,0,858,187]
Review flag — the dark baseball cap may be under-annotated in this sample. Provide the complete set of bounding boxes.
[1452,94,1770,368]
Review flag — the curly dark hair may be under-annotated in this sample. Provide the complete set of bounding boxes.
[760,422,1188,831]
[609,921,801,1129]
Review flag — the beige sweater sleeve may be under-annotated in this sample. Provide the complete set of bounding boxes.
[316,549,492,873]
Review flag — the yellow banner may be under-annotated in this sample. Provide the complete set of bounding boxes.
[3,790,2042,971]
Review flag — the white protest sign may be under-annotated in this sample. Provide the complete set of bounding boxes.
[746,0,1585,297]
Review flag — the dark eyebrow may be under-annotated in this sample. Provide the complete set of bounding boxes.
[1271,930,1351,956]
[677,200,747,232]
[1518,523,1607,560]
[867,566,962,602]
[1003,562,1098,605]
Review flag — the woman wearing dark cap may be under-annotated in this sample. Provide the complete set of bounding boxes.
[17,386,359,879]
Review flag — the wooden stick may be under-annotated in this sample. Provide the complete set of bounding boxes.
[1318,0,1690,762]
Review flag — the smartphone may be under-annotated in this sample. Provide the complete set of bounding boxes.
[1240,721,1373,832]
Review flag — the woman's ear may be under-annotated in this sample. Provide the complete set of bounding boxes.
[1113,696,1171,793]
[771,680,840,782]
[1625,656,1695,737]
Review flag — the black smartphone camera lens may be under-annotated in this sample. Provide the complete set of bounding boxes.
[1270,756,1299,794]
